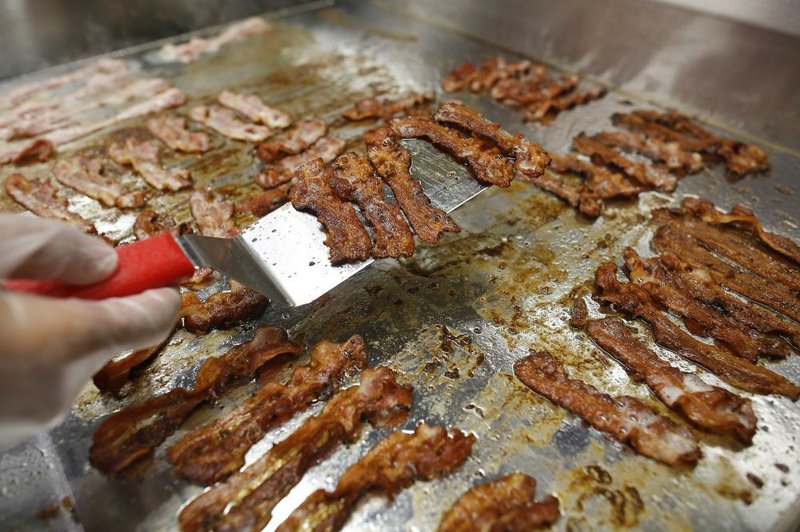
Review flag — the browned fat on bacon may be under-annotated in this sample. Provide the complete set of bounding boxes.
[217,90,291,129]
[178,366,412,532]
[330,152,415,258]
[255,119,327,162]
[573,132,677,191]
[93,334,173,395]
[4,173,95,233]
[573,300,757,443]
[514,351,701,466]
[624,248,793,360]
[180,281,268,335]
[275,423,475,532]
[341,92,433,121]
[188,105,272,142]
[189,188,237,238]
[52,156,145,209]
[434,100,550,178]
[438,473,561,532]
[289,157,372,264]
[390,115,515,187]
[590,130,702,176]
[89,326,302,478]
[109,137,191,191]
[147,114,211,153]
[594,262,800,399]
[255,136,346,189]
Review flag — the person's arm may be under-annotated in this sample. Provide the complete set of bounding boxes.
[0,214,180,447]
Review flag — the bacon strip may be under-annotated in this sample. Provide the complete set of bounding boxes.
[524,86,607,123]
[133,209,190,240]
[530,171,603,218]
[4,139,56,165]
[365,126,459,243]
[169,335,367,484]
[255,136,346,189]
[595,262,800,399]
[590,130,703,176]
[109,137,191,191]
[178,366,413,532]
[188,105,271,142]
[255,119,327,162]
[443,57,541,94]
[4,174,95,233]
[92,335,172,395]
[341,92,433,121]
[217,90,291,129]
[289,157,372,264]
[52,156,145,209]
[514,351,700,465]
[330,152,415,258]
[276,423,475,532]
[180,281,268,335]
[434,100,550,178]
[190,188,237,237]
[573,132,677,191]
[438,473,561,532]
[89,326,302,478]
[488,65,549,104]
[391,115,515,187]
[146,114,211,153]
[234,186,289,217]
[156,17,270,64]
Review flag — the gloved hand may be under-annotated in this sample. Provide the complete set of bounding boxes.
[0,214,180,447]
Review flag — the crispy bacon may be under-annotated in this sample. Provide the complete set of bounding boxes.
[442,57,538,94]
[156,17,270,63]
[590,130,703,175]
[89,326,301,478]
[133,209,190,240]
[365,126,458,243]
[180,281,268,335]
[488,65,549,104]
[234,186,289,217]
[276,423,475,532]
[594,262,800,399]
[169,335,368,485]
[341,92,433,121]
[330,152,415,258]
[188,105,271,142]
[92,335,172,395]
[254,119,327,162]
[434,100,550,178]
[438,473,561,532]
[391,115,515,187]
[573,132,677,191]
[146,114,211,153]
[530,171,603,218]
[255,136,346,189]
[289,157,372,264]
[524,85,607,123]
[4,174,95,233]
[178,366,413,532]
[109,137,191,191]
[52,156,145,209]
[217,90,291,129]
[190,188,237,237]
[514,351,700,466]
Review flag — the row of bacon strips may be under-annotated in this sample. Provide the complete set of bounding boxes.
[528,110,771,218]
[88,325,561,531]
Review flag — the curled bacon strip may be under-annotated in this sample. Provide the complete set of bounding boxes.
[109,137,191,191]
[4,173,95,233]
[146,114,211,153]
[180,281,268,335]
[342,92,433,121]
[52,156,145,209]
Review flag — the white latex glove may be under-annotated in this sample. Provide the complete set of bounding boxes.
[0,214,180,447]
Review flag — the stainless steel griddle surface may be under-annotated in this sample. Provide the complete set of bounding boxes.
[0,1,799,531]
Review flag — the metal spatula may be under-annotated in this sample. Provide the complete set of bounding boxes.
[6,150,485,307]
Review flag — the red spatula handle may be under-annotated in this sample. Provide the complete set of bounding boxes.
[3,233,196,300]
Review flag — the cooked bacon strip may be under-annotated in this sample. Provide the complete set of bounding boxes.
[442,57,539,94]
[524,86,607,123]
[341,92,433,121]
[146,114,211,153]
[109,137,191,191]
[624,249,792,360]
[156,17,269,63]
[255,136,346,189]
[4,174,95,233]
[178,366,413,531]
[5,139,56,165]
[488,66,549,104]
[612,112,711,152]
[330,152,415,258]
[573,301,757,443]
[234,186,289,217]
[531,171,603,218]
[590,130,703,175]
[217,90,291,129]
[438,473,561,532]
[169,335,368,484]
[89,326,301,478]
[434,100,550,178]
[254,119,327,162]
[52,156,145,209]
[365,126,459,243]
[190,188,237,237]
[514,351,700,465]
[289,157,372,264]
[573,132,676,191]
[93,335,172,395]
[595,262,800,399]
[188,105,271,142]
[653,223,800,323]
[391,115,515,187]
[551,153,643,200]
[180,281,268,335]
[133,209,190,240]
[276,424,475,532]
